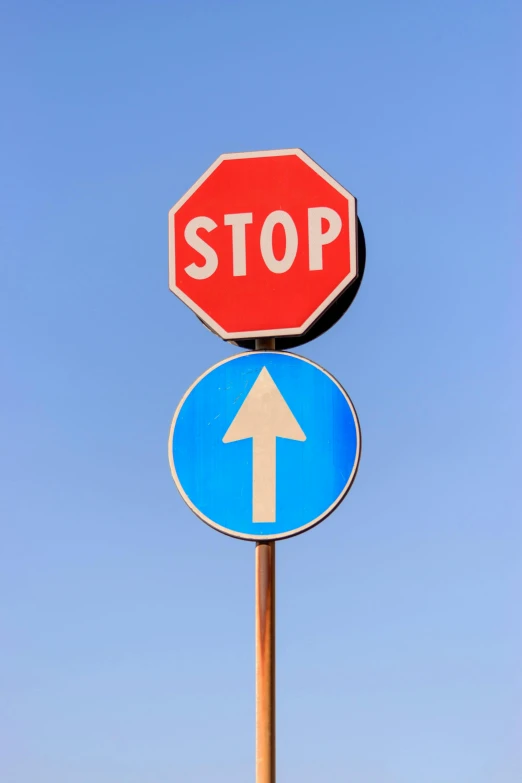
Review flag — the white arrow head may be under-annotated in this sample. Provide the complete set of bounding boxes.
[223,366,306,523]
[223,367,306,443]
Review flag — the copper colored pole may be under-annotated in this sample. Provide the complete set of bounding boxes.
[255,541,276,783]
[254,336,276,783]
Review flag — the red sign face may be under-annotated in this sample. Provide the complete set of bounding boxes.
[168,149,358,340]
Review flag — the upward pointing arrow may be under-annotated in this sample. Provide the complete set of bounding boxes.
[223,367,306,523]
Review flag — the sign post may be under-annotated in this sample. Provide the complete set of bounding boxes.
[256,539,275,783]
[168,150,364,782]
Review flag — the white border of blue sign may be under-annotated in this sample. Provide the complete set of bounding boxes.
[168,352,362,541]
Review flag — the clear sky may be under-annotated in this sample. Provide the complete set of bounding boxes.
[0,2,519,781]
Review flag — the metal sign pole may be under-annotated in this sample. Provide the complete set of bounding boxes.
[255,540,276,783]
[254,337,276,783]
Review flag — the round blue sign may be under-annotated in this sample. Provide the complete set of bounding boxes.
[169,351,361,541]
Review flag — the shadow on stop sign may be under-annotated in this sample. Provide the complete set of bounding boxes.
[169,352,361,541]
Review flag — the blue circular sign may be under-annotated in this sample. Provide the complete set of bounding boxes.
[169,352,361,541]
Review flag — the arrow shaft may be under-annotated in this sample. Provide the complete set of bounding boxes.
[252,436,276,523]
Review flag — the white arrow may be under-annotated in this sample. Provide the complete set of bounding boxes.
[222,367,306,523]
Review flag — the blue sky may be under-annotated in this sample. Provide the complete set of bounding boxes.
[0,1,519,781]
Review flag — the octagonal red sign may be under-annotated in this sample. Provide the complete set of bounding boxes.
[168,149,358,340]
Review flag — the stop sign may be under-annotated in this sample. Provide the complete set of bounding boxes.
[168,149,359,340]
